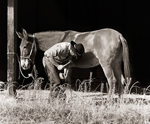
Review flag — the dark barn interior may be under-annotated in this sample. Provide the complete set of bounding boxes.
[1,0,150,89]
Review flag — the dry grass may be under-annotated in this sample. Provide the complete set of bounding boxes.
[0,88,150,124]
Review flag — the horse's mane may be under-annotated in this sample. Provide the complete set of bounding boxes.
[33,31,70,51]
[29,30,85,51]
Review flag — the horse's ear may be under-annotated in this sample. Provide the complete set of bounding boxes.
[16,31,23,39]
[22,28,28,40]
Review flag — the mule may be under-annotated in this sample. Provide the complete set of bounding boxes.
[16,28,130,97]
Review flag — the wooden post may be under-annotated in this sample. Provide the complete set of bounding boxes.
[7,0,17,97]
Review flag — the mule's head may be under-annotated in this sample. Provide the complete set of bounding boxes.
[16,29,37,70]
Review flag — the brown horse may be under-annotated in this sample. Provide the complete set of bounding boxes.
[16,28,130,96]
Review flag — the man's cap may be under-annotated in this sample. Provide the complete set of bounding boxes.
[70,41,85,55]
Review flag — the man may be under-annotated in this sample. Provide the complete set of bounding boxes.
[43,41,85,89]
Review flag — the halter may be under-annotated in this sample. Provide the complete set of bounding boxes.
[20,34,37,64]
[19,34,38,79]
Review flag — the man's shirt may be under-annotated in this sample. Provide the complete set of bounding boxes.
[44,42,71,63]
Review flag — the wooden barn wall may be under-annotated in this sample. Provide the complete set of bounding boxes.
[0,0,150,87]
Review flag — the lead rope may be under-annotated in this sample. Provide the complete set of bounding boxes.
[7,52,32,79]
[18,53,35,79]
[17,52,39,90]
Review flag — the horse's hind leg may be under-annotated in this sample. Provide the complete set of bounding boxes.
[100,63,117,98]
[112,62,125,97]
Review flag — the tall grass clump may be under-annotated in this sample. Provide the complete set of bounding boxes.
[0,76,150,124]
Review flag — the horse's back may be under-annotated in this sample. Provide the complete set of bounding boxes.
[68,28,121,49]
[67,28,123,68]
[73,28,122,58]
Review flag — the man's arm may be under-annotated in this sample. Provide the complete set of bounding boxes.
[58,60,72,70]
[48,56,59,68]
[48,56,72,70]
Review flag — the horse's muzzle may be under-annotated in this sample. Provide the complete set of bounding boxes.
[21,59,31,70]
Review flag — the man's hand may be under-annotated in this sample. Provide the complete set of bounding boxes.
[57,65,64,70]
[57,61,72,70]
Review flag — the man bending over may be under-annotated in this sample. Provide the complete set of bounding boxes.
[43,41,85,90]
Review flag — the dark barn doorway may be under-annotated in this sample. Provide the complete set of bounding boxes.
[1,0,150,90]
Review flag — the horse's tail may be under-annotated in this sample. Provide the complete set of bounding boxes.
[120,35,131,78]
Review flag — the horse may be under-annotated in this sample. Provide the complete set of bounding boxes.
[16,28,130,97]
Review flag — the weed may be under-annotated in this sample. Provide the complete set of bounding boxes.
[1,75,150,124]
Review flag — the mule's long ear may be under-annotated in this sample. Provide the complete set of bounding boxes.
[16,31,23,39]
[22,28,28,40]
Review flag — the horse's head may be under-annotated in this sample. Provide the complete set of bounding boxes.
[16,29,37,70]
